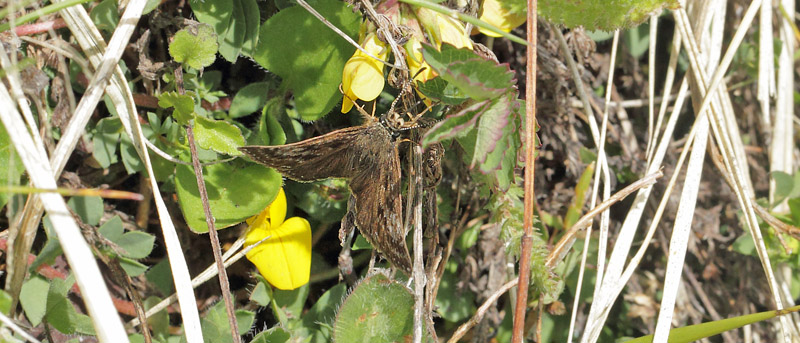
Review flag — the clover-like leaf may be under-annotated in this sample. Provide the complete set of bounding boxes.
[169,24,219,69]
[158,91,196,125]
[252,0,360,120]
[175,163,281,233]
[194,116,246,156]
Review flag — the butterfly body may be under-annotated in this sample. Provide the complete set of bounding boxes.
[238,118,412,273]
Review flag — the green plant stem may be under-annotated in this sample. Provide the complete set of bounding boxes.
[398,0,529,46]
[0,0,93,33]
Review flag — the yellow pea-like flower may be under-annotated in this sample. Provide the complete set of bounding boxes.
[341,33,389,113]
[478,0,526,37]
[415,8,473,50]
[244,188,311,290]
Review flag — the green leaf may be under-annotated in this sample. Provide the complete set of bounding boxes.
[119,257,150,276]
[417,77,469,105]
[229,82,270,118]
[249,280,272,307]
[471,94,518,171]
[624,24,650,59]
[98,215,124,242]
[434,261,475,322]
[259,97,288,146]
[201,301,255,342]
[91,117,122,168]
[788,198,800,227]
[0,121,25,209]
[252,0,360,120]
[116,231,156,259]
[239,0,260,57]
[20,276,49,326]
[625,305,800,343]
[539,0,679,31]
[90,0,119,32]
[188,0,232,43]
[0,290,12,315]
[175,163,281,233]
[333,273,416,343]
[251,327,291,343]
[120,135,143,174]
[194,116,246,156]
[68,196,103,226]
[218,0,247,62]
[145,259,175,296]
[421,100,490,147]
[422,44,515,100]
[274,284,310,318]
[169,24,219,69]
[46,277,95,335]
[158,91,196,125]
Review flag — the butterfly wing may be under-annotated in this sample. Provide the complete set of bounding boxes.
[348,129,412,274]
[238,125,371,182]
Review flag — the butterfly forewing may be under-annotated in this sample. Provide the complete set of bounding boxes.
[238,121,413,273]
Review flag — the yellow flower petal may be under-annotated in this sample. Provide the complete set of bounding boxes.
[268,188,287,228]
[246,216,312,290]
[478,0,526,37]
[341,34,388,113]
[415,8,473,50]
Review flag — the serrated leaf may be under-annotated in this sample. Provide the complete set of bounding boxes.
[218,0,247,62]
[194,116,246,155]
[421,100,490,147]
[175,163,281,232]
[421,44,477,73]
[539,0,679,31]
[169,24,219,69]
[189,0,232,40]
[158,91,196,125]
[252,0,360,120]
[229,82,270,118]
[471,94,517,169]
[441,59,515,100]
[422,45,515,100]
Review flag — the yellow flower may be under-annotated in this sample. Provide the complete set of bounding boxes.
[405,37,436,84]
[477,0,526,37]
[341,33,389,113]
[244,188,311,290]
[415,8,473,50]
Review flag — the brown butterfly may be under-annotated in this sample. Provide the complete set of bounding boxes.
[238,113,413,273]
